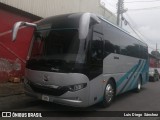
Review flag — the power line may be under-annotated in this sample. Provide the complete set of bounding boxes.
[127,24,159,51]
[126,23,158,51]
[115,1,159,50]
[121,17,146,42]
[125,0,160,3]
[107,0,118,3]
[123,13,160,51]
[126,14,157,46]
[104,1,117,8]
[121,14,145,41]
[149,46,160,51]
[125,13,151,43]
[126,21,146,42]
[128,6,160,11]
[125,13,152,44]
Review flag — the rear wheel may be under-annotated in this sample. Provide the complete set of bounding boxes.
[135,77,142,93]
[101,80,115,108]
[153,75,157,82]
[156,76,159,81]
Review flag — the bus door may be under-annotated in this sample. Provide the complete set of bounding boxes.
[89,31,104,79]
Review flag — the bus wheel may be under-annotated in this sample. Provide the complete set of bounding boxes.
[135,77,142,93]
[101,80,115,108]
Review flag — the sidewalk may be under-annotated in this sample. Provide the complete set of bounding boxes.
[0,82,24,97]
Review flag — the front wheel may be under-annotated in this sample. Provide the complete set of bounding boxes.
[101,80,115,108]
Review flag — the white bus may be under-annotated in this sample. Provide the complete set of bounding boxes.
[12,13,149,107]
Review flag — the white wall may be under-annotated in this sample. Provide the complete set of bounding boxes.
[0,0,116,24]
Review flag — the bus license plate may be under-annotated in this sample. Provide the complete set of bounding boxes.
[42,95,49,102]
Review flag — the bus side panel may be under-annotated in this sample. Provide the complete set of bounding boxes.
[103,53,140,95]
[141,59,149,84]
[89,75,104,106]
[120,59,146,92]
[89,55,148,105]
[129,59,149,90]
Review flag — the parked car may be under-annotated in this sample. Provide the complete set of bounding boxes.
[156,68,160,78]
[149,68,159,82]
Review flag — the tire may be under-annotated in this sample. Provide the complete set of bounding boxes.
[135,77,142,93]
[153,76,156,82]
[156,78,159,81]
[101,80,115,108]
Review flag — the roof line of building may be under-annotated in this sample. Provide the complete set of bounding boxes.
[0,2,42,21]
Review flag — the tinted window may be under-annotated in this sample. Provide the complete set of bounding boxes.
[102,20,144,58]
[31,28,80,63]
[91,32,103,63]
[93,23,103,34]
[88,31,103,80]
[44,29,79,55]
[139,44,148,59]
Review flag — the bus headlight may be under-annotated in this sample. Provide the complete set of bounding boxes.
[67,83,87,92]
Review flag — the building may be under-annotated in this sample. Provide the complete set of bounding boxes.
[0,0,116,82]
[149,54,160,68]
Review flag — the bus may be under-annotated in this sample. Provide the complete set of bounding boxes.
[12,13,149,107]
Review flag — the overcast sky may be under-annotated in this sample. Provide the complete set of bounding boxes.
[100,0,160,53]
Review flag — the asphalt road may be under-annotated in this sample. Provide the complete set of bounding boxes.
[0,80,160,120]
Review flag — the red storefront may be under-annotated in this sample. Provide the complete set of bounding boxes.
[149,54,160,68]
[0,3,41,82]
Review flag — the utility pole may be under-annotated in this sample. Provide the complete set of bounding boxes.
[117,0,121,26]
[117,0,127,27]
[156,43,158,68]
[156,43,157,52]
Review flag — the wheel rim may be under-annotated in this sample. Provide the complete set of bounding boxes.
[138,80,141,90]
[105,84,114,102]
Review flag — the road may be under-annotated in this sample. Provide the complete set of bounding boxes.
[0,80,160,119]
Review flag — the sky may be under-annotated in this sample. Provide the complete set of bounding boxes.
[100,0,160,53]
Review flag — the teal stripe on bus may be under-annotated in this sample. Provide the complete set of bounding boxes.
[118,60,144,94]
[141,60,149,83]
[130,62,147,88]
[116,64,138,88]
[118,60,142,94]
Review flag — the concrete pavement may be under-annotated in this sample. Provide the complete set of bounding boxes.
[0,81,160,120]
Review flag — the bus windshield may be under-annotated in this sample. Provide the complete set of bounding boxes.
[27,28,81,72]
[31,28,79,60]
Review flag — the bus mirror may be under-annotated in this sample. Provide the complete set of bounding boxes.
[12,21,37,41]
[90,14,101,25]
[79,13,101,40]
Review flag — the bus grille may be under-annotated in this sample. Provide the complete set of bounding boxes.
[28,81,68,96]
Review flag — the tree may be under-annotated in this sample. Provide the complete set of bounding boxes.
[151,51,160,59]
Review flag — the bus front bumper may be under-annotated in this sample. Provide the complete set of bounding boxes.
[24,81,90,107]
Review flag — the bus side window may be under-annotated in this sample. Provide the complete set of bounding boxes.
[31,34,44,57]
[91,32,103,63]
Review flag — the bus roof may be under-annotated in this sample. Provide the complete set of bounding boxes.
[36,12,148,47]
